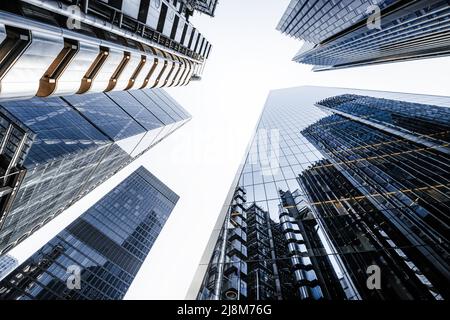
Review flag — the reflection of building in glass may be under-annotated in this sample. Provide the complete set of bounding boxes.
[0,0,213,100]
[0,166,179,300]
[0,89,190,255]
[277,0,450,71]
[190,86,450,300]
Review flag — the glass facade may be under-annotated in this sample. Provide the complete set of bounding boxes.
[277,0,450,70]
[0,110,34,231]
[0,255,18,281]
[193,86,450,301]
[0,89,190,255]
[0,166,179,300]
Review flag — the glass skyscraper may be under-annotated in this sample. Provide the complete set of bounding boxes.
[277,0,450,71]
[0,166,179,300]
[0,88,190,255]
[189,86,450,300]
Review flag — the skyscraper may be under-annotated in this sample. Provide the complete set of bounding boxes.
[277,0,450,71]
[189,86,450,300]
[0,88,190,255]
[0,166,179,300]
[0,0,213,100]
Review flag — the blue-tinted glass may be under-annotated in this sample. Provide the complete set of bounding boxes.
[129,90,176,125]
[0,89,188,256]
[0,97,109,166]
[105,91,165,130]
[143,89,183,122]
[196,87,450,301]
[0,167,178,300]
[64,94,146,141]
[154,89,191,119]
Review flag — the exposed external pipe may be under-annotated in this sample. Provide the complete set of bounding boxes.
[21,0,203,64]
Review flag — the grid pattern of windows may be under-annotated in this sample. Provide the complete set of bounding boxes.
[277,0,393,43]
[0,89,190,255]
[196,86,450,301]
[278,1,450,70]
[0,167,179,300]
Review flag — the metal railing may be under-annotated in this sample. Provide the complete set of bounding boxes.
[64,0,205,61]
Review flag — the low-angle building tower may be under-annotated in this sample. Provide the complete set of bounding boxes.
[189,86,450,300]
[0,166,179,300]
[0,88,190,255]
[277,0,450,71]
[0,0,213,100]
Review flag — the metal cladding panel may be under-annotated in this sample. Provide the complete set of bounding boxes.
[162,6,177,38]
[196,36,202,54]
[152,57,172,88]
[53,36,100,96]
[173,58,186,86]
[203,41,209,57]
[88,45,124,93]
[146,57,165,88]
[193,32,201,52]
[206,44,212,59]
[114,51,142,91]
[171,58,186,86]
[121,0,141,20]
[0,29,64,99]
[133,55,157,89]
[172,0,182,11]
[174,16,185,42]
[179,60,191,86]
[169,60,183,87]
[177,59,190,86]
[197,36,205,55]
[146,0,162,29]
[201,41,206,57]
[185,26,196,48]
[188,28,197,50]
[189,29,200,50]
[183,24,193,47]
[163,55,180,87]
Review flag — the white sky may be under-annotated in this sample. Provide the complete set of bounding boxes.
[9,0,450,300]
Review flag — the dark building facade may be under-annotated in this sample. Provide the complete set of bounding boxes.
[277,0,450,71]
[190,86,450,300]
[0,88,190,255]
[0,166,179,300]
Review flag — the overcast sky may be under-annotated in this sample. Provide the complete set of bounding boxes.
[9,0,450,300]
